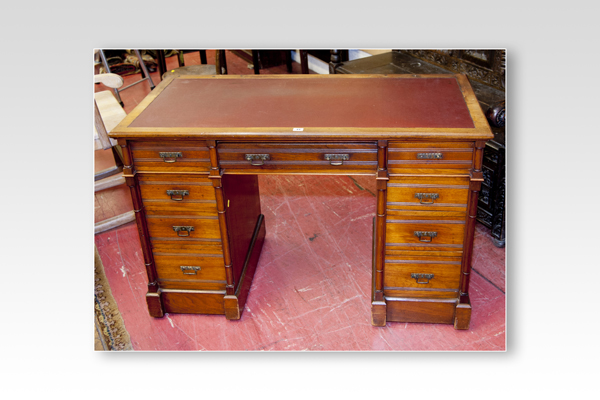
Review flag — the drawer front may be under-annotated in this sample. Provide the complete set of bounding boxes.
[387,176,469,212]
[146,215,221,241]
[138,174,217,215]
[386,298,457,324]
[384,259,461,290]
[383,288,459,299]
[386,219,465,248]
[388,142,473,171]
[130,141,211,172]
[218,142,377,172]
[153,253,226,283]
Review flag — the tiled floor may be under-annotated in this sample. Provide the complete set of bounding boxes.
[94,50,506,351]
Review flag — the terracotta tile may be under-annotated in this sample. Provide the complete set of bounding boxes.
[94,184,133,223]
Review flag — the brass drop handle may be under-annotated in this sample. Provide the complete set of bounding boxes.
[415,193,439,204]
[411,273,434,284]
[159,152,183,163]
[245,154,270,166]
[166,190,189,201]
[180,266,201,275]
[414,231,437,242]
[417,152,443,160]
[324,153,350,166]
[173,226,194,237]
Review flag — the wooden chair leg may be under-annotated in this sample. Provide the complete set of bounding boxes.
[285,50,292,73]
[216,50,228,75]
[156,50,167,80]
[252,51,260,74]
[300,50,309,74]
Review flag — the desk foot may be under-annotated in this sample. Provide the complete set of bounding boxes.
[224,296,241,320]
[146,291,164,318]
[453,296,472,330]
[371,301,387,326]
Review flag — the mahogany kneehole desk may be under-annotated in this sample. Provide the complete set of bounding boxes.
[110,74,493,329]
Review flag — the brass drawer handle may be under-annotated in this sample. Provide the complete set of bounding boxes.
[180,266,201,275]
[414,231,437,242]
[173,226,194,237]
[414,193,439,204]
[166,190,189,201]
[245,154,270,166]
[324,153,350,166]
[417,152,443,160]
[159,152,183,163]
[411,273,434,284]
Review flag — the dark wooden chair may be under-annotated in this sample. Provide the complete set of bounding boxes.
[94,73,135,233]
[96,49,156,107]
[156,50,228,80]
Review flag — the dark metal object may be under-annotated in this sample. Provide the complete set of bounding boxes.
[403,49,505,91]
[172,226,194,237]
[166,190,189,201]
[414,231,438,242]
[486,101,506,127]
[180,266,201,275]
[411,273,435,284]
[415,193,439,204]
[417,152,443,159]
[245,154,270,166]
[324,153,350,165]
[159,152,182,163]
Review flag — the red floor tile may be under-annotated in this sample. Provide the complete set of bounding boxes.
[95,175,506,351]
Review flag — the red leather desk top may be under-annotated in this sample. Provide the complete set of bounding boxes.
[129,77,475,130]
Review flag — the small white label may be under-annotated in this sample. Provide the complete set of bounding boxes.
[293,128,304,131]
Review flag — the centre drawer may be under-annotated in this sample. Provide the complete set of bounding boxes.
[217,142,378,173]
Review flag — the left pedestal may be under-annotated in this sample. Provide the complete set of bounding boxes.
[121,139,264,319]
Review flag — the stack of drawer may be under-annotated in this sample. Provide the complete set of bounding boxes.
[129,140,228,315]
[384,141,474,325]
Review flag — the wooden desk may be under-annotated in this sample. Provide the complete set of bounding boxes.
[110,74,493,329]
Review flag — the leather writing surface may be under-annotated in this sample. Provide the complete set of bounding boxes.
[130,77,475,129]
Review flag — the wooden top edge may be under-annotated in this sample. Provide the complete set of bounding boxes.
[109,128,494,141]
[166,73,462,79]
[111,73,492,140]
